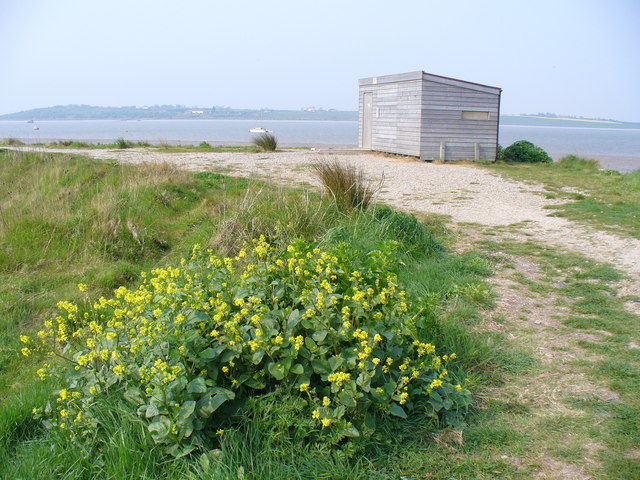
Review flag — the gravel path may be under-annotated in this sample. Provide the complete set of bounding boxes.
[22,147,640,289]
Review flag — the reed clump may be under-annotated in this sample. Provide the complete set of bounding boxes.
[313,158,380,211]
[252,133,278,152]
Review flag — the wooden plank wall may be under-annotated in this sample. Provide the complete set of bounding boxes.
[359,80,422,156]
[419,79,499,161]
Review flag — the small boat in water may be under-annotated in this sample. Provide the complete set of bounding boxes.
[32,126,39,130]
[249,127,272,133]
[27,119,34,124]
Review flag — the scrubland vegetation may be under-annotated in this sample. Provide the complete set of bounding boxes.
[489,153,640,238]
[1,148,637,479]
[0,149,516,479]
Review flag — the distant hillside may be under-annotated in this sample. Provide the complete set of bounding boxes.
[0,105,358,121]
[501,114,640,129]
[2,106,637,128]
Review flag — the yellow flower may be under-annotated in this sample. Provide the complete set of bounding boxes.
[77,283,88,292]
[429,379,443,390]
[312,410,321,419]
[455,384,463,392]
[216,429,225,435]
[19,335,30,343]
[299,383,310,392]
[112,365,125,376]
[321,418,332,427]
[322,396,331,406]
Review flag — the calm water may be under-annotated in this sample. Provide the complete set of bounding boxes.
[2,119,639,172]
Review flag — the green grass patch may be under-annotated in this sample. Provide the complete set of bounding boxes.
[484,157,640,238]
[0,150,525,478]
[478,237,640,478]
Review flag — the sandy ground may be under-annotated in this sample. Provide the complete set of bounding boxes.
[16,146,640,289]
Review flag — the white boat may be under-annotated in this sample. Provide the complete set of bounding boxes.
[32,126,39,130]
[249,109,272,133]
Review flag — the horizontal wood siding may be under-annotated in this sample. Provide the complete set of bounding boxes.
[419,78,499,161]
[359,72,501,160]
[359,79,422,156]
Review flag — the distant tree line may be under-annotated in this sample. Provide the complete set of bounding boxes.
[0,105,359,121]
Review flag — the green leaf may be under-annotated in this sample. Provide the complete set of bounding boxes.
[148,416,171,442]
[287,309,301,329]
[199,347,218,359]
[267,362,286,380]
[244,377,267,389]
[196,393,230,417]
[339,391,357,408]
[251,349,265,364]
[166,444,196,458]
[342,425,360,437]
[187,377,207,393]
[145,403,160,418]
[220,350,237,363]
[312,329,328,342]
[304,336,317,351]
[429,391,444,412]
[123,387,144,405]
[290,363,304,375]
[177,400,196,421]
[310,358,331,375]
[328,355,344,372]
[389,402,407,418]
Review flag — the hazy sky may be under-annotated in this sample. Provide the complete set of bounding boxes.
[1,0,639,121]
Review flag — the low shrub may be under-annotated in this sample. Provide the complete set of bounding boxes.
[22,237,470,457]
[501,140,552,164]
[252,133,278,152]
[198,141,212,149]
[313,159,380,211]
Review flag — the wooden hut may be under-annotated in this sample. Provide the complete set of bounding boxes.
[358,71,502,161]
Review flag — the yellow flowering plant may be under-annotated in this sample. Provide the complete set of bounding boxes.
[24,236,471,456]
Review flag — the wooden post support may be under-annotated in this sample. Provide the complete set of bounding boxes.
[439,142,445,161]
[474,143,480,161]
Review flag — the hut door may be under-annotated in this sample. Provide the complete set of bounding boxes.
[362,92,373,149]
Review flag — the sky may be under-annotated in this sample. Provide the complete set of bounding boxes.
[0,0,639,121]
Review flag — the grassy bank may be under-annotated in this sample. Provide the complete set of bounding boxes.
[485,155,640,238]
[0,149,521,479]
[0,138,262,153]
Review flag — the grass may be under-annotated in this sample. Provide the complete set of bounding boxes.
[313,158,380,211]
[0,149,524,479]
[475,236,640,479]
[1,138,262,153]
[484,155,640,238]
[251,132,278,152]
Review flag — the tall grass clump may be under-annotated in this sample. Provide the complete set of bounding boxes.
[115,137,134,149]
[555,155,600,172]
[0,137,25,146]
[251,133,278,152]
[313,159,380,211]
